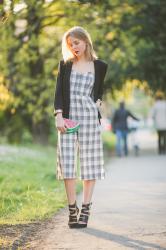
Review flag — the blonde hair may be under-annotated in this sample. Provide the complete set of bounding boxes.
[62,26,97,62]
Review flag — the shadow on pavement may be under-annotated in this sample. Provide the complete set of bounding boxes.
[81,227,165,250]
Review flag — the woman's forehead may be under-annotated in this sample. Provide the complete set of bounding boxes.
[67,36,82,43]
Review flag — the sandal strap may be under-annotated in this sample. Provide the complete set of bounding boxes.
[68,201,79,225]
[78,202,92,224]
[79,214,89,223]
[80,209,90,215]
[69,208,77,215]
[68,202,79,214]
[69,202,77,209]
[82,202,92,209]
[69,215,77,222]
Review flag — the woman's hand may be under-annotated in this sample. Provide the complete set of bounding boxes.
[55,113,67,133]
[96,99,102,109]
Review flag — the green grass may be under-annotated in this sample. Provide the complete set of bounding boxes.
[0,144,82,225]
[0,133,115,225]
[102,131,116,151]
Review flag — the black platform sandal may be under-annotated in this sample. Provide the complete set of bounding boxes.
[68,201,79,229]
[77,202,92,228]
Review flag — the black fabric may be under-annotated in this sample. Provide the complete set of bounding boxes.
[157,130,166,154]
[54,59,108,121]
[68,203,79,225]
[112,108,139,131]
[79,214,89,223]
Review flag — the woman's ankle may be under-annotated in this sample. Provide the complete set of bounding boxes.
[68,200,77,206]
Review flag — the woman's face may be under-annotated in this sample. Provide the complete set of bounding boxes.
[67,36,86,58]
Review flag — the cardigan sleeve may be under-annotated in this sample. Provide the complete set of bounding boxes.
[53,60,64,116]
[98,62,108,101]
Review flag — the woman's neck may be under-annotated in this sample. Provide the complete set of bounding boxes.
[75,54,88,63]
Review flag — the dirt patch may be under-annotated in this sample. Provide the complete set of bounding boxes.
[0,218,52,249]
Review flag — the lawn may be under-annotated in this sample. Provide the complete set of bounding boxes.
[0,132,115,225]
[0,144,81,225]
[102,131,116,151]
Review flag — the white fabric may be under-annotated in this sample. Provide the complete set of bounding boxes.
[151,100,166,130]
[56,70,105,180]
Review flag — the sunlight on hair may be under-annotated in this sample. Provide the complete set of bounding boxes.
[62,26,97,62]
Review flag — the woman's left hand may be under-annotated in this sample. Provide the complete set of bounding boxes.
[96,99,102,108]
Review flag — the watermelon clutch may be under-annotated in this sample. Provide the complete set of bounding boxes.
[64,118,80,134]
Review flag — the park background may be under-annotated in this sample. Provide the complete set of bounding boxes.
[0,0,166,248]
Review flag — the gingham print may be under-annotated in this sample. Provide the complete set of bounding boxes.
[56,69,105,180]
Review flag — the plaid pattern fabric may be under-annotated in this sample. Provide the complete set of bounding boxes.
[56,70,105,180]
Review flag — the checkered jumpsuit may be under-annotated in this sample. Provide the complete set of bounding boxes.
[56,69,105,180]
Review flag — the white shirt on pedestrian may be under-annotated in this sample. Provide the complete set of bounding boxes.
[151,100,166,130]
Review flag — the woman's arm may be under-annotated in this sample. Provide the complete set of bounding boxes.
[53,60,67,133]
[54,60,64,116]
[97,62,108,101]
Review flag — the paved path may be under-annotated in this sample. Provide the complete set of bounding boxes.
[31,130,166,250]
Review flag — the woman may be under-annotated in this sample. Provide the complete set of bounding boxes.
[54,26,107,229]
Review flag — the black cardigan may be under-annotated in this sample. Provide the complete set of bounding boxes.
[54,59,108,120]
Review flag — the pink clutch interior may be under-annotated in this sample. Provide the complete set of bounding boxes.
[64,118,80,133]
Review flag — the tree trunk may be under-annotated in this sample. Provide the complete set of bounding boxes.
[32,119,50,145]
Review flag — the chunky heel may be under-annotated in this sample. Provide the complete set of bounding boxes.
[68,202,79,229]
[77,202,92,228]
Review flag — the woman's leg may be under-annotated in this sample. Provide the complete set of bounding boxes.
[64,178,77,204]
[64,178,95,206]
[77,179,96,227]
[83,179,96,204]
[64,178,79,228]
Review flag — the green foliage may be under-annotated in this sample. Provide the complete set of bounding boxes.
[133,0,166,93]
[0,0,165,144]
[102,131,116,151]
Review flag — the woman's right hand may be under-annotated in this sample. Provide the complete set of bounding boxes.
[55,113,67,133]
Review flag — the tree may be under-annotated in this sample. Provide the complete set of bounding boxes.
[0,0,66,143]
[1,0,165,144]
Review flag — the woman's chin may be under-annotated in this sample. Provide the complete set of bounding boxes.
[75,53,84,59]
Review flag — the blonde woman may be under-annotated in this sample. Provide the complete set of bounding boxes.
[54,26,107,228]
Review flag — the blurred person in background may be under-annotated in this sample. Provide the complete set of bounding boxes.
[128,118,141,156]
[112,101,139,157]
[151,92,166,155]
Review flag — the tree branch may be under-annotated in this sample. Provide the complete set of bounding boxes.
[40,14,64,20]
[40,15,65,28]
